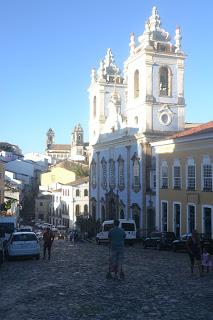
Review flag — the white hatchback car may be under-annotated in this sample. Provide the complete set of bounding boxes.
[6,232,40,260]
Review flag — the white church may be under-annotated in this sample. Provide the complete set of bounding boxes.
[88,7,186,233]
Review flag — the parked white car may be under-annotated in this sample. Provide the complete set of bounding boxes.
[6,232,40,260]
[96,219,137,244]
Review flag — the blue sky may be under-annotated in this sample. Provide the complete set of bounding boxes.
[0,0,212,154]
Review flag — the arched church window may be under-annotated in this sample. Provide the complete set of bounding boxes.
[134,116,138,125]
[109,159,115,189]
[76,189,80,197]
[101,158,107,190]
[120,209,125,219]
[91,159,97,189]
[93,96,97,117]
[84,189,88,197]
[134,70,139,98]
[101,205,106,222]
[132,153,141,192]
[159,66,171,96]
[117,155,125,191]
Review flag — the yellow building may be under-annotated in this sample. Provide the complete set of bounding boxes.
[40,167,76,190]
[40,160,89,191]
[0,162,5,205]
[152,122,213,239]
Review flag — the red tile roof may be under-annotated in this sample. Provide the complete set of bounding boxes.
[48,144,70,151]
[169,121,213,139]
[65,176,89,186]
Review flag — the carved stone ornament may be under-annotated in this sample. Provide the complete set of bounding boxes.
[158,105,175,126]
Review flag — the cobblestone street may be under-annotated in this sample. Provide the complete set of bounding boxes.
[0,240,213,320]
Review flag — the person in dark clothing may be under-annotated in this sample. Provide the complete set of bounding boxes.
[108,219,126,279]
[186,229,202,276]
[43,227,54,260]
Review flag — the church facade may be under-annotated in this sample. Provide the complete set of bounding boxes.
[46,124,88,164]
[88,7,186,233]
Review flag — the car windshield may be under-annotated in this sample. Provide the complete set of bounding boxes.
[12,234,37,242]
[103,224,113,232]
[121,223,135,231]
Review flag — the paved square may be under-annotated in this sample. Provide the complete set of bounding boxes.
[0,241,212,320]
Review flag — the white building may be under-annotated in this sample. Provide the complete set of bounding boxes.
[49,177,89,228]
[89,7,186,233]
[24,152,50,171]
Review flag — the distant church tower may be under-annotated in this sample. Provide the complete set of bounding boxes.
[70,123,84,159]
[46,128,55,150]
[124,6,186,133]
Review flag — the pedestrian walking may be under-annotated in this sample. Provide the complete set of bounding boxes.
[43,227,54,260]
[108,219,126,280]
[201,247,212,273]
[186,229,202,276]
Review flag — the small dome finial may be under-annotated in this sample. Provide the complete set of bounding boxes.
[149,6,161,31]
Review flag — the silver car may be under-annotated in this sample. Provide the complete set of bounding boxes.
[6,232,40,260]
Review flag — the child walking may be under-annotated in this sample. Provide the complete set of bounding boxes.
[201,247,212,273]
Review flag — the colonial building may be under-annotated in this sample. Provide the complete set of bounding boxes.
[39,160,89,192]
[152,121,213,239]
[35,194,52,223]
[89,7,186,234]
[49,177,89,228]
[46,124,88,164]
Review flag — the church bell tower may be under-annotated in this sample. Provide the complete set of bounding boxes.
[88,48,126,145]
[124,7,186,134]
[46,128,55,150]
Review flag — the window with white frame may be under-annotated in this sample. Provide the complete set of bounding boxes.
[187,159,196,191]
[161,161,168,189]
[117,155,125,190]
[202,156,212,191]
[173,203,181,238]
[101,158,107,190]
[161,201,168,232]
[109,159,115,189]
[203,165,212,191]
[188,205,195,233]
[173,160,181,189]
[150,170,156,190]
